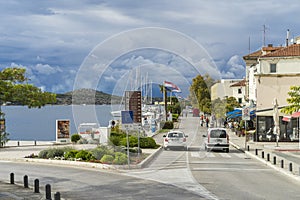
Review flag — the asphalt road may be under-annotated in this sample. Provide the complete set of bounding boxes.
[150,116,300,200]
[2,115,300,199]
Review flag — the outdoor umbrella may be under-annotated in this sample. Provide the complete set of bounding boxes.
[273,98,280,146]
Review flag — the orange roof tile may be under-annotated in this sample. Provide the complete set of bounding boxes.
[261,44,300,57]
[230,79,246,87]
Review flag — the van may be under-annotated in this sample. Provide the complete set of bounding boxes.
[204,128,229,152]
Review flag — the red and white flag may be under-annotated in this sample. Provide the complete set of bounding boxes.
[163,81,181,93]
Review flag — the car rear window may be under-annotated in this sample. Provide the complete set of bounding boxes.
[168,132,184,138]
[210,130,227,138]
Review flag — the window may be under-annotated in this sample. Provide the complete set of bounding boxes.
[238,88,242,94]
[270,63,277,73]
[238,98,242,104]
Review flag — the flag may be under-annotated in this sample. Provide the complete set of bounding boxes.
[163,81,181,93]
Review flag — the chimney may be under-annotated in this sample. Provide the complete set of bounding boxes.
[286,29,290,47]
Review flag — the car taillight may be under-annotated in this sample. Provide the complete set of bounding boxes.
[165,138,168,142]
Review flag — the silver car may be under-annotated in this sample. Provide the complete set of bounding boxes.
[204,128,229,152]
[163,131,188,150]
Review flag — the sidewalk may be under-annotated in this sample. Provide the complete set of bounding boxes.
[228,129,300,182]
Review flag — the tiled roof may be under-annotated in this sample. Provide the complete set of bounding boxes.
[261,44,300,57]
[230,79,246,87]
[243,50,261,59]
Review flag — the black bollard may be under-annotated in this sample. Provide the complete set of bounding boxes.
[54,192,61,200]
[262,151,264,159]
[17,141,20,146]
[273,156,276,165]
[45,184,52,200]
[24,175,29,188]
[267,153,270,161]
[255,149,258,155]
[289,163,293,172]
[281,160,284,168]
[34,179,39,193]
[10,173,14,184]
[247,145,250,151]
[34,140,37,146]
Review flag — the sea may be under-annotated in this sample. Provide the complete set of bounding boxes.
[2,105,116,141]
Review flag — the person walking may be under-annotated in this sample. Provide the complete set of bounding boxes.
[206,117,209,128]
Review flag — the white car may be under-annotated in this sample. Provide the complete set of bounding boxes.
[163,131,188,150]
[204,128,229,152]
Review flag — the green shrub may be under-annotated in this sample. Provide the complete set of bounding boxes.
[38,149,49,159]
[46,148,65,158]
[75,150,94,161]
[120,136,138,147]
[113,152,127,165]
[100,154,114,164]
[38,148,65,159]
[161,121,174,129]
[64,149,79,159]
[91,146,114,160]
[140,137,157,148]
[71,134,81,143]
[109,135,122,146]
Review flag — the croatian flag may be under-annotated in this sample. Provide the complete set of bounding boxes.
[163,81,181,93]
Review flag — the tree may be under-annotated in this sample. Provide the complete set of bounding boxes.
[189,74,213,114]
[225,96,241,113]
[0,67,56,147]
[211,97,241,120]
[282,85,300,114]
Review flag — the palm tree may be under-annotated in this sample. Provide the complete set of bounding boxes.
[159,84,171,120]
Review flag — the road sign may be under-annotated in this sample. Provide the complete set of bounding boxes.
[242,107,250,121]
[121,111,134,124]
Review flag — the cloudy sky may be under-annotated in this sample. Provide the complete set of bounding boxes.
[1,0,300,97]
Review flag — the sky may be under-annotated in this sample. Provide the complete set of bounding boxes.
[1,0,300,97]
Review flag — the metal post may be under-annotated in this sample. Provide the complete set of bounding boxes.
[54,192,61,200]
[281,160,284,168]
[126,127,130,169]
[24,175,28,188]
[45,184,52,200]
[244,120,247,150]
[289,163,293,172]
[34,179,39,193]
[273,156,276,165]
[262,151,264,159]
[17,141,20,146]
[10,173,14,184]
[247,145,250,151]
[267,153,270,161]
[34,140,37,146]
[255,149,258,155]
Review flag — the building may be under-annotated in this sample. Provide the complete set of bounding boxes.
[243,38,300,142]
[211,79,244,102]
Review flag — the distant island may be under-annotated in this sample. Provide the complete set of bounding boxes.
[55,88,122,105]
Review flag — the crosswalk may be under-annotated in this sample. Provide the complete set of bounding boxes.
[190,151,249,159]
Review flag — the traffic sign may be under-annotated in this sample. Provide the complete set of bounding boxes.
[242,107,250,121]
[121,111,134,124]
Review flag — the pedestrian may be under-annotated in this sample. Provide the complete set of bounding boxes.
[206,117,209,128]
[200,115,204,126]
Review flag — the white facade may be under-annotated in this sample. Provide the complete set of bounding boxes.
[211,79,243,101]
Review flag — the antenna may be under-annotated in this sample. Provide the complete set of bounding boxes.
[261,24,269,47]
[286,29,290,47]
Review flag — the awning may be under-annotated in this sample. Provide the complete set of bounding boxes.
[292,111,300,118]
[226,109,255,119]
[282,116,291,122]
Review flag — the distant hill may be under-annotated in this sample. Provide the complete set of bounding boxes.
[55,88,122,105]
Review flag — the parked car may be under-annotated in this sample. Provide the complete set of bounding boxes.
[204,128,229,152]
[163,130,188,150]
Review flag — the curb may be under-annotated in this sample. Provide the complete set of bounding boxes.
[230,141,300,182]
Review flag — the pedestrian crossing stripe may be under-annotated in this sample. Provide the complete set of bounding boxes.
[190,152,246,159]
